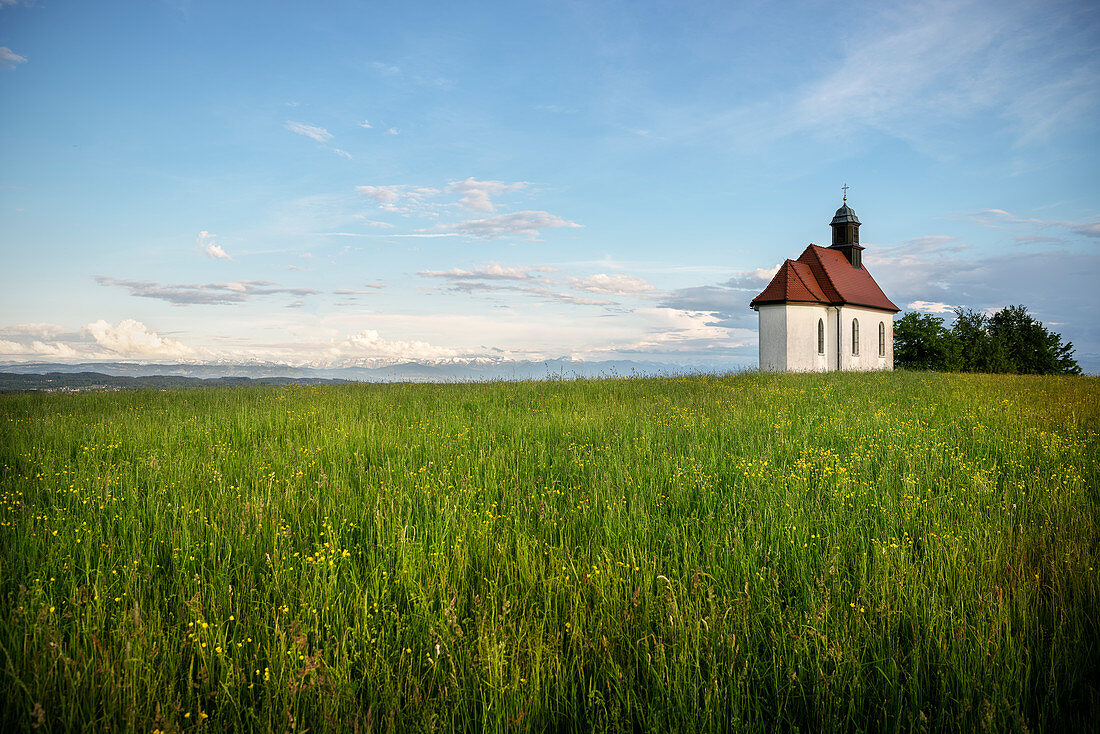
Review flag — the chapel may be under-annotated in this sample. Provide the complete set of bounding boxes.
[749,197,899,372]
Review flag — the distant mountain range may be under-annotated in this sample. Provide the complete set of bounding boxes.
[0,358,730,391]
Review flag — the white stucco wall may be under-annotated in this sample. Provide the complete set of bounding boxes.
[758,305,786,372]
[836,305,893,372]
[757,303,894,372]
[784,303,831,372]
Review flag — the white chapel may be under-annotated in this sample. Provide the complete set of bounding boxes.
[750,198,899,372]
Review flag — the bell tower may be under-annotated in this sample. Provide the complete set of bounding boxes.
[830,186,865,268]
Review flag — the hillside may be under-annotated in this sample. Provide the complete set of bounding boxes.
[1,372,1097,731]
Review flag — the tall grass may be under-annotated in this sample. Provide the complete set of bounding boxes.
[1,371,1097,731]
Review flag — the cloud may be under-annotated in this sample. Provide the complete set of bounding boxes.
[333,285,383,295]
[332,148,353,160]
[358,119,373,128]
[383,233,460,238]
[328,329,457,361]
[569,273,655,297]
[963,209,1100,241]
[864,235,1100,370]
[530,104,577,114]
[678,1,1098,154]
[432,210,581,241]
[787,4,1012,138]
[907,300,956,314]
[589,308,756,358]
[351,217,396,228]
[446,177,529,212]
[371,61,401,75]
[1071,223,1100,238]
[385,127,399,135]
[356,184,441,213]
[419,263,537,281]
[84,319,193,359]
[95,276,320,306]
[542,291,616,307]
[356,178,533,217]
[357,185,408,206]
[723,266,782,290]
[0,323,85,360]
[0,46,26,69]
[0,323,67,339]
[197,230,232,261]
[418,263,617,306]
[285,121,333,142]
[657,264,782,330]
[1014,235,1063,244]
[0,339,79,358]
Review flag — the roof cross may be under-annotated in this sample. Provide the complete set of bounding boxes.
[842,183,849,203]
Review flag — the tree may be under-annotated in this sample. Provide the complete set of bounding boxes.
[950,308,1013,373]
[894,312,959,370]
[895,305,1080,375]
[987,305,1080,375]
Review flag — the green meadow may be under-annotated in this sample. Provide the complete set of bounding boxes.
[1,372,1097,732]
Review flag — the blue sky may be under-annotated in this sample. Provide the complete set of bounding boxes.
[2,0,1098,371]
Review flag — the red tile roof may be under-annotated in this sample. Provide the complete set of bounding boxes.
[750,244,899,312]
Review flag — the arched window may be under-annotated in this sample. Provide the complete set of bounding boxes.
[817,318,825,355]
[879,321,886,357]
[851,318,860,355]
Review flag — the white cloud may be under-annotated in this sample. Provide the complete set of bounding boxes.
[285,121,333,143]
[356,185,405,205]
[0,323,67,339]
[0,46,26,69]
[329,329,457,361]
[358,119,373,128]
[371,61,401,75]
[657,264,783,331]
[0,339,79,358]
[197,230,232,261]
[433,210,581,241]
[332,148,353,160]
[907,300,956,314]
[958,209,1100,239]
[446,177,529,212]
[682,1,1099,153]
[351,216,396,228]
[1074,222,1100,238]
[569,273,655,297]
[95,276,320,305]
[84,319,194,359]
[419,263,537,281]
[419,263,621,307]
[576,308,755,360]
[724,266,781,289]
[864,235,1100,370]
[356,184,441,213]
[333,285,383,295]
[385,127,399,135]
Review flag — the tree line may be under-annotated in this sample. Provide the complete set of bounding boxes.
[894,304,1080,375]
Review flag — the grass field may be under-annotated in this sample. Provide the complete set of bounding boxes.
[1,371,1098,731]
